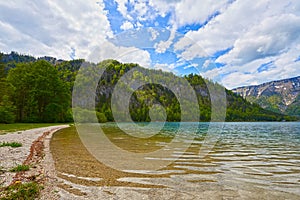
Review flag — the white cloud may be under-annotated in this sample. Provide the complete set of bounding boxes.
[115,0,128,18]
[148,0,229,26]
[113,0,229,28]
[202,45,300,89]
[154,26,177,53]
[183,63,198,70]
[201,57,274,88]
[221,72,260,88]
[175,0,300,57]
[148,27,159,41]
[202,60,211,69]
[0,0,112,60]
[172,0,228,27]
[153,63,175,72]
[178,41,207,60]
[1,0,300,89]
[120,21,134,30]
[217,13,300,65]
[116,0,158,23]
[174,0,300,88]
[117,48,151,68]
[176,0,271,57]
[88,41,151,68]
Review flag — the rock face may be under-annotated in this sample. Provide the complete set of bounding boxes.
[232,76,300,116]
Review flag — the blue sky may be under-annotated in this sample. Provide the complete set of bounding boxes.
[0,0,300,88]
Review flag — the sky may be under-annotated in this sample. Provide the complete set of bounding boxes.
[0,0,300,89]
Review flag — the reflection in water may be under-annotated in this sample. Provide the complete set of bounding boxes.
[51,122,300,199]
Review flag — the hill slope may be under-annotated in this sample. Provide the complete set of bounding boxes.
[0,52,296,122]
[72,59,294,122]
[232,76,300,116]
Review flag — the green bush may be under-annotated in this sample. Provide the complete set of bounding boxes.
[0,182,41,200]
[72,108,107,123]
[0,142,22,148]
[10,165,30,172]
[96,112,107,123]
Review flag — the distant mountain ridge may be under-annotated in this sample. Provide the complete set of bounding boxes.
[1,51,65,65]
[232,76,300,116]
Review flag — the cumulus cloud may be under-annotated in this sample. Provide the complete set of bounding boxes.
[202,60,211,69]
[176,0,272,57]
[175,0,300,87]
[217,14,300,65]
[116,0,158,23]
[153,63,175,72]
[154,27,177,53]
[148,27,159,41]
[88,40,151,67]
[172,0,228,27]
[114,0,229,28]
[120,21,134,30]
[114,0,128,19]
[148,0,229,26]
[0,0,112,60]
[1,0,300,88]
[203,44,300,89]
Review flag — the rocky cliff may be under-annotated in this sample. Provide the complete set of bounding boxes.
[232,76,300,116]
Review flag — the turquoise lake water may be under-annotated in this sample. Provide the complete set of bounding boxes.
[53,122,300,199]
[103,122,300,180]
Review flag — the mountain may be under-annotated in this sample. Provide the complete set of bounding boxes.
[0,51,297,123]
[232,76,300,116]
[0,51,68,73]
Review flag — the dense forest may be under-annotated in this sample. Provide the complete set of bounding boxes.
[0,52,297,123]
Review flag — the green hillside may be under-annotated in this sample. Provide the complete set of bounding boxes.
[0,52,297,123]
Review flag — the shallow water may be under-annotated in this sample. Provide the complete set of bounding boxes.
[51,122,300,199]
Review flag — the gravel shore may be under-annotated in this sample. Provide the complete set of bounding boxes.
[0,125,69,199]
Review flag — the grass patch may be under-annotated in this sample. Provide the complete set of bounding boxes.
[0,123,68,134]
[0,142,22,148]
[10,165,30,172]
[0,182,41,200]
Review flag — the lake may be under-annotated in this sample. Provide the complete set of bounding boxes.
[50,122,300,199]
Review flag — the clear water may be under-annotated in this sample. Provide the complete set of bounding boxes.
[52,122,300,199]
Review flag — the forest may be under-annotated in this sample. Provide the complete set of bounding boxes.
[0,52,297,123]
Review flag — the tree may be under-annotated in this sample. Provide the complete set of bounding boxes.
[0,53,9,101]
[7,60,71,122]
[0,95,16,123]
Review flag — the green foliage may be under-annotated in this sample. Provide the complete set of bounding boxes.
[0,96,16,124]
[72,108,107,123]
[92,60,290,122]
[6,60,71,122]
[10,165,30,172]
[0,182,41,200]
[0,142,22,148]
[227,91,297,121]
[249,95,284,114]
[55,59,85,91]
[72,108,96,123]
[285,94,300,116]
[0,54,16,124]
[1,53,296,123]
[96,112,108,123]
